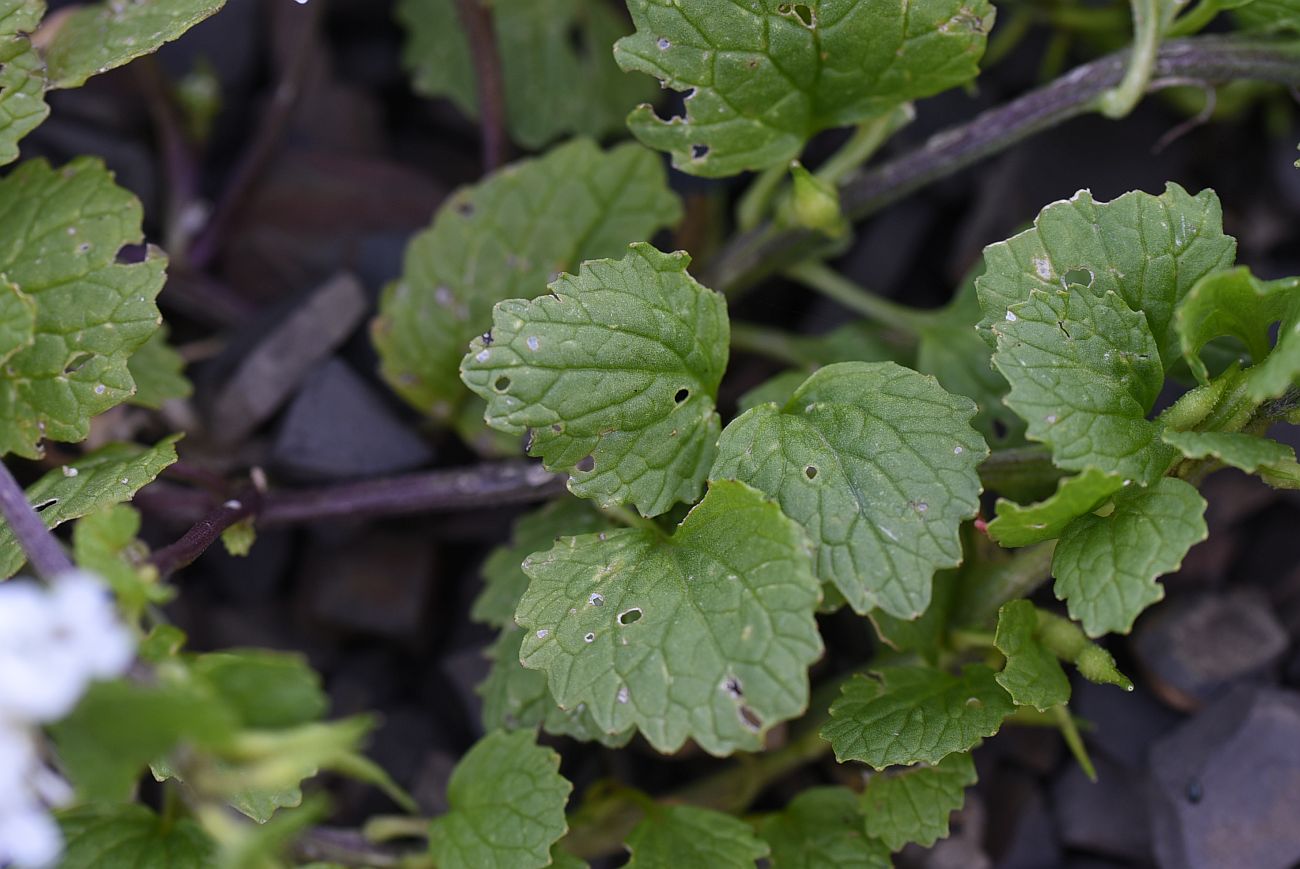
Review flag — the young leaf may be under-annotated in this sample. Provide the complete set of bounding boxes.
[396,0,654,148]
[976,185,1236,366]
[861,751,977,851]
[473,498,613,627]
[127,324,192,409]
[987,468,1125,548]
[375,139,681,422]
[712,362,986,619]
[1162,429,1296,475]
[757,787,891,869]
[990,284,1177,486]
[1175,267,1300,400]
[479,624,633,747]
[427,730,571,869]
[0,0,48,165]
[0,158,167,458]
[821,666,1013,769]
[42,0,227,89]
[1053,477,1208,636]
[72,504,169,617]
[1232,0,1300,30]
[614,0,994,176]
[0,435,180,578]
[625,805,769,868]
[189,650,329,730]
[58,804,214,869]
[463,244,728,518]
[993,600,1070,710]
[516,480,822,756]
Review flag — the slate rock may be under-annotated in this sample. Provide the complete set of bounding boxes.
[271,357,433,482]
[1071,677,1182,770]
[987,772,1061,869]
[304,526,436,638]
[1133,591,1289,712]
[1050,752,1152,863]
[1149,687,1300,869]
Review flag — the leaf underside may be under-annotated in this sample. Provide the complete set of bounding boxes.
[861,750,977,851]
[625,805,770,868]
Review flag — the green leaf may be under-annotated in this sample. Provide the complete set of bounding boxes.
[821,666,1014,769]
[516,479,821,756]
[50,677,237,802]
[625,805,770,868]
[758,787,890,868]
[479,624,633,747]
[1175,267,1300,400]
[0,435,180,578]
[220,517,256,556]
[72,504,170,617]
[993,600,1070,710]
[861,751,977,851]
[736,370,810,414]
[127,324,192,409]
[42,0,227,89]
[614,0,994,176]
[0,1,48,166]
[189,649,329,730]
[375,139,681,423]
[990,284,1176,486]
[1163,429,1296,474]
[152,755,304,824]
[711,361,986,618]
[58,804,214,869]
[976,184,1237,367]
[463,243,728,518]
[427,730,571,869]
[868,567,957,665]
[396,0,655,148]
[0,158,167,458]
[473,497,612,627]
[987,468,1125,548]
[1053,476,1208,636]
[1232,0,1300,30]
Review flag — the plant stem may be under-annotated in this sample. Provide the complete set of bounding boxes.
[1100,0,1163,118]
[815,105,915,186]
[957,541,1058,628]
[703,36,1300,296]
[785,261,931,336]
[454,0,508,171]
[147,489,259,579]
[0,460,73,580]
[599,504,662,535]
[729,322,811,367]
[735,164,788,232]
[977,445,1060,498]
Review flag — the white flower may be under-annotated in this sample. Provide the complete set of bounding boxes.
[0,801,62,868]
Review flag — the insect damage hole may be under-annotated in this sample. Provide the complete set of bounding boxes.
[738,705,762,731]
[493,376,511,392]
[674,388,690,404]
[690,144,709,160]
[32,498,57,513]
[804,465,818,480]
[618,607,642,625]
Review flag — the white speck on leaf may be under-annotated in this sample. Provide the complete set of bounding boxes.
[1005,310,1018,322]
[526,336,540,351]
[536,629,549,639]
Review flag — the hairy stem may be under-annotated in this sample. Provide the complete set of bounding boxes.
[0,460,73,579]
[703,36,1300,295]
[786,261,931,336]
[1100,0,1164,118]
[454,0,508,171]
[728,321,812,367]
[148,489,259,579]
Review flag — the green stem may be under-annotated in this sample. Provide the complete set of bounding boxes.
[976,445,1061,498]
[948,628,997,652]
[1167,0,1222,37]
[785,261,932,336]
[957,541,1058,628]
[599,504,663,536]
[1100,0,1163,118]
[1052,703,1098,781]
[729,322,811,367]
[816,106,915,186]
[736,164,788,232]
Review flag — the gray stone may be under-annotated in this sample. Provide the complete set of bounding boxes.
[1149,687,1300,869]
[1051,753,1151,863]
[1133,591,1288,711]
[1071,677,1182,769]
[271,357,433,482]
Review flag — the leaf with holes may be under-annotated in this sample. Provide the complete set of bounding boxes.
[473,498,613,627]
[821,666,1014,769]
[614,0,995,176]
[0,158,167,458]
[1175,267,1300,401]
[57,804,214,869]
[0,435,179,578]
[711,362,986,619]
[462,243,728,518]
[375,139,681,424]
[625,805,770,868]
[0,0,48,166]
[993,600,1070,710]
[1053,477,1208,636]
[861,751,977,851]
[479,624,633,747]
[987,468,1125,548]
[426,730,571,869]
[989,284,1177,486]
[42,0,227,89]
[976,185,1236,366]
[397,0,656,148]
[515,480,821,756]
[757,787,891,868]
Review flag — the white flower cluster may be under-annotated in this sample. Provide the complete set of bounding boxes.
[0,570,135,868]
